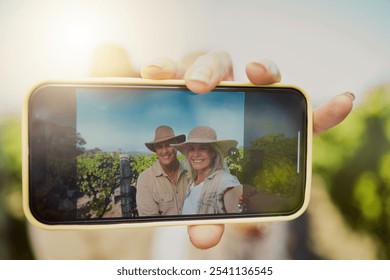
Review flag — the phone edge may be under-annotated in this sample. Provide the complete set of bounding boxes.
[21,78,313,230]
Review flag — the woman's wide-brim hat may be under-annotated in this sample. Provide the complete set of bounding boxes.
[171,126,238,156]
[145,125,186,152]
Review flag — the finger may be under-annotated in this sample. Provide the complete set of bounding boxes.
[90,44,137,77]
[140,51,206,80]
[141,57,185,80]
[313,92,355,136]
[245,59,281,85]
[187,224,225,249]
[185,50,234,94]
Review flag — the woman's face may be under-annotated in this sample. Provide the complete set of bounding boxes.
[187,143,215,174]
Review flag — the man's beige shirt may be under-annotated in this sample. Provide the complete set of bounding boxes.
[136,161,189,216]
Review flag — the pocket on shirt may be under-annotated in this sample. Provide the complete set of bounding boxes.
[158,193,174,204]
[157,193,175,214]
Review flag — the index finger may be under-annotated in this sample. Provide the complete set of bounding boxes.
[245,59,281,85]
[185,50,234,94]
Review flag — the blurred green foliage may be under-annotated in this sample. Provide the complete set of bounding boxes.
[313,85,390,259]
[236,133,298,196]
[249,133,298,195]
[0,116,33,259]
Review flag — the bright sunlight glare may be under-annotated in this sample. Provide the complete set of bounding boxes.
[1,0,390,114]
[39,3,110,75]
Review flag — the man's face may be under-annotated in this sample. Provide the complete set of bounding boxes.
[154,140,177,168]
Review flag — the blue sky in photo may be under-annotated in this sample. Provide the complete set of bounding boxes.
[76,87,305,153]
[76,88,245,152]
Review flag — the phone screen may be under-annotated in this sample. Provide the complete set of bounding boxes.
[27,82,309,225]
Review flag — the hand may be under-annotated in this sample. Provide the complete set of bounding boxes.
[141,50,355,249]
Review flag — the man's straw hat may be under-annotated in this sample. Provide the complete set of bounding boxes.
[145,125,185,152]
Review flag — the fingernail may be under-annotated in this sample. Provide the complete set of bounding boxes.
[141,58,176,79]
[256,59,281,81]
[341,91,355,101]
[146,58,176,72]
[153,65,173,73]
[187,65,213,83]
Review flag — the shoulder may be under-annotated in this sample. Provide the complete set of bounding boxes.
[209,170,240,189]
[138,161,161,182]
[140,161,161,175]
[216,170,240,183]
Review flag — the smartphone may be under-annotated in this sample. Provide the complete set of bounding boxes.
[22,78,312,229]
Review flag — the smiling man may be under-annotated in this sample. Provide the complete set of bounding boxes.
[136,125,190,216]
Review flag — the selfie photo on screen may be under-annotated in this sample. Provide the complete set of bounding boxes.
[26,83,309,226]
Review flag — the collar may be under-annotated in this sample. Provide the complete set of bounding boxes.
[204,169,223,181]
[152,160,186,177]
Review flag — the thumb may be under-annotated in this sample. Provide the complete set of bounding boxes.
[313,92,355,136]
[187,224,225,249]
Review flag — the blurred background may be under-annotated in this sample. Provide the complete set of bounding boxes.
[1,0,390,259]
